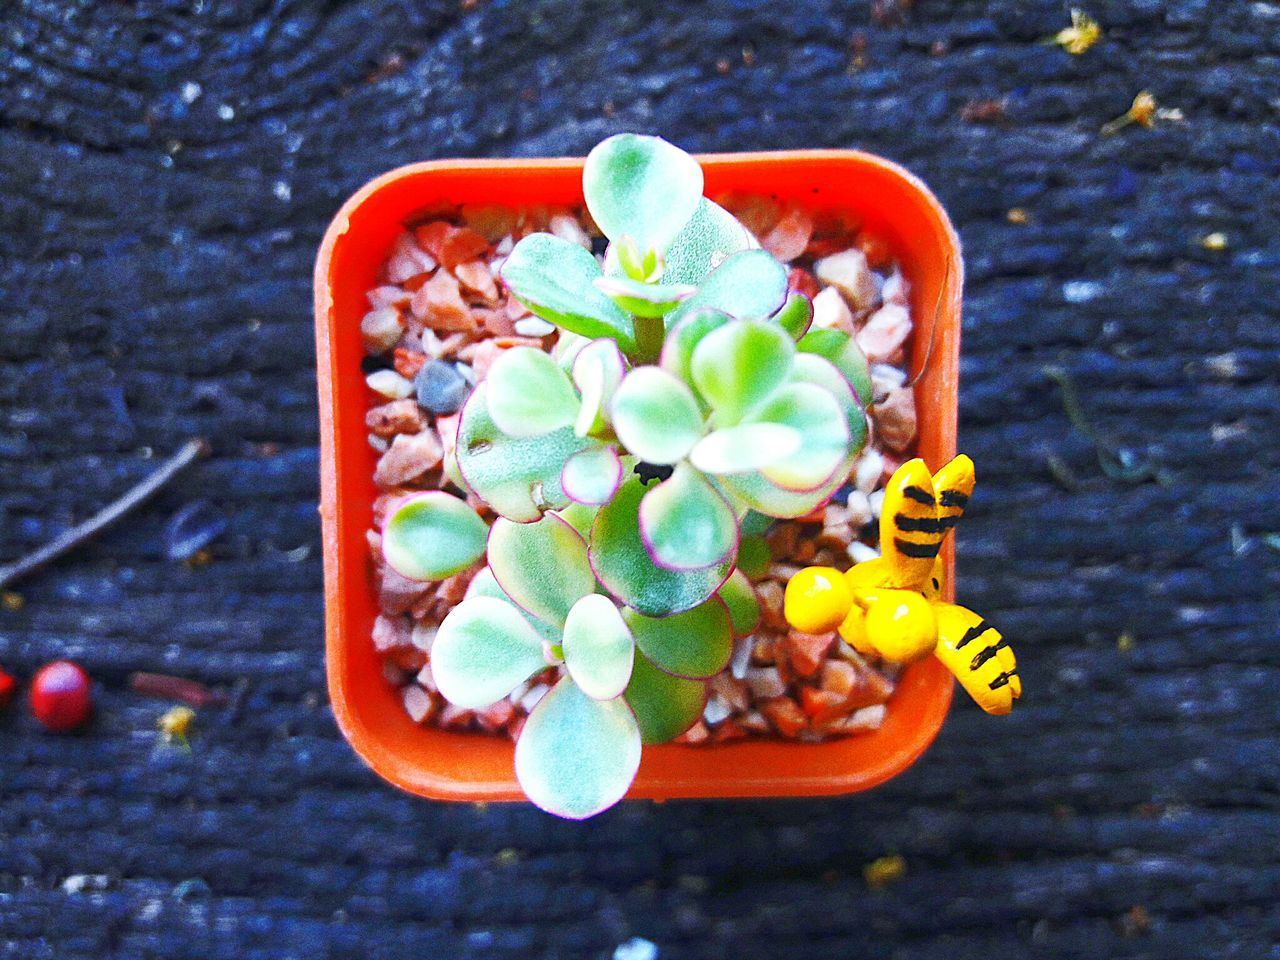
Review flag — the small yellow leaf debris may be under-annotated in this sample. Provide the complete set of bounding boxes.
[1007,208,1030,225]
[1200,232,1228,251]
[863,854,906,889]
[159,705,196,746]
[1054,9,1102,55]
[1102,91,1159,135]
[1,591,24,612]
[493,848,520,868]
[1116,632,1136,653]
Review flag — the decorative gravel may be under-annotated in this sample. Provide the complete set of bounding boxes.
[360,199,919,744]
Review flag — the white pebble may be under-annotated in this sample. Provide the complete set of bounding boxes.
[411,623,437,652]
[811,286,855,333]
[881,269,909,306]
[847,541,880,564]
[520,683,550,713]
[514,317,555,337]
[702,696,731,726]
[494,234,514,256]
[416,663,437,693]
[849,704,887,730]
[870,362,907,393]
[367,433,389,454]
[550,213,592,249]
[867,489,885,518]
[614,938,658,960]
[854,449,885,494]
[367,285,412,309]
[729,636,753,680]
[815,248,877,313]
[365,369,415,399]
[361,307,404,354]
[845,491,873,528]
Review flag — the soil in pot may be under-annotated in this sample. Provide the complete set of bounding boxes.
[358,197,922,745]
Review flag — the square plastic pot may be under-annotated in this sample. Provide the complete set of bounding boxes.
[315,150,962,803]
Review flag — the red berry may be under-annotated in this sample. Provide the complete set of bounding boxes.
[0,669,15,709]
[30,661,93,732]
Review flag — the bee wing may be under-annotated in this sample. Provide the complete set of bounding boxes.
[933,602,1020,715]
[879,458,940,591]
[931,455,975,533]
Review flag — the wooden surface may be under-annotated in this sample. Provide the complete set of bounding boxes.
[1,1,1278,957]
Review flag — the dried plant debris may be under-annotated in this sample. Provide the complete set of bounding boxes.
[359,197,921,745]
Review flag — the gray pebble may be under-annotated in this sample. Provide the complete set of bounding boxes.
[415,360,469,414]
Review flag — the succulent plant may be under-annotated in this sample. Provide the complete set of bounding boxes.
[381,134,879,818]
[426,512,760,818]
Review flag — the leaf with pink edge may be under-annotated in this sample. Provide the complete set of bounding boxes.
[488,515,595,629]
[381,492,487,582]
[431,596,548,709]
[562,594,635,701]
[637,463,737,571]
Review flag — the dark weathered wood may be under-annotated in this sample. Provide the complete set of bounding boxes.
[1,0,1278,957]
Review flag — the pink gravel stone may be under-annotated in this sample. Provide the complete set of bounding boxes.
[815,248,877,313]
[374,431,444,488]
[856,303,912,364]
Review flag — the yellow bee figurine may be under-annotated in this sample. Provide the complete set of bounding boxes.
[784,455,1021,715]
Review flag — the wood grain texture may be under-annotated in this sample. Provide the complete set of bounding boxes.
[1,1,1278,957]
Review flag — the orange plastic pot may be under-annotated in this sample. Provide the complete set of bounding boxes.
[315,150,963,803]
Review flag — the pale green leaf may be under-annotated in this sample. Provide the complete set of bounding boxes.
[717,569,761,637]
[773,291,813,340]
[381,492,487,582]
[718,455,854,519]
[593,275,696,318]
[790,352,866,439]
[432,596,547,709]
[665,248,788,330]
[464,567,559,643]
[515,676,642,819]
[590,475,732,616]
[661,197,758,285]
[624,652,707,744]
[488,515,595,628]
[659,307,731,389]
[688,423,802,475]
[690,319,794,425]
[501,233,636,350]
[562,594,635,700]
[561,445,623,506]
[571,338,626,437]
[583,133,703,256]
[750,383,850,492]
[797,328,874,408]
[610,367,705,465]
[622,596,732,679]
[637,463,737,571]
[457,382,594,522]
[553,502,599,541]
[486,347,579,438]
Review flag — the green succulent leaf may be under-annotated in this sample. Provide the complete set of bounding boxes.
[553,331,592,372]
[624,652,707,744]
[562,594,635,701]
[637,463,737,571]
[381,492,487,582]
[797,328,874,409]
[718,455,854,519]
[688,422,802,475]
[465,567,560,644]
[773,292,814,340]
[622,596,732,679]
[610,367,705,465]
[431,596,548,709]
[554,502,599,541]
[486,347,579,438]
[750,383,850,492]
[571,338,627,437]
[515,675,642,819]
[501,233,636,350]
[661,198,759,285]
[590,475,733,616]
[690,319,795,426]
[790,353,869,454]
[659,307,731,388]
[665,249,788,330]
[717,569,762,637]
[583,134,703,257]
[736,533,771,578]
[593,275,697,318]
[561,445,624,506]
[488,515,595,629]
[457,382,594,522]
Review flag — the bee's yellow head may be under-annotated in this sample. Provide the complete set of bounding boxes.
[783,566,852,635]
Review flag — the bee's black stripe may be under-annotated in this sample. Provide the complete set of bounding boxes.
[893,537,941,559]
[939,490,969,509]
[895,514,947,534]
[989,669,1018,691]
[955,619,995,649]
[902,485,936,505]
[970,638,1009,671]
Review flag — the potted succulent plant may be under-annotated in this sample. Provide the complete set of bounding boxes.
[316,135,966,818]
